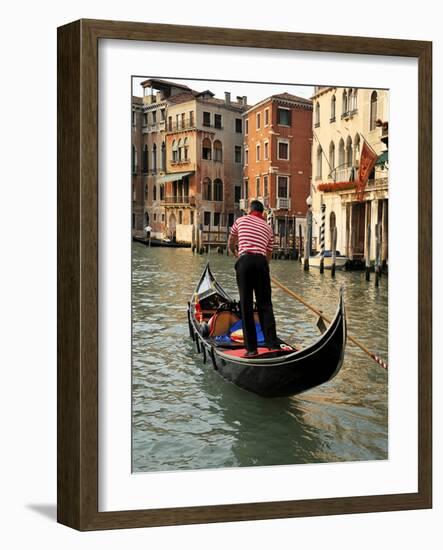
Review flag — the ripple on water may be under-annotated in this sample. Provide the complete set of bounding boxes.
[131,245,388,472]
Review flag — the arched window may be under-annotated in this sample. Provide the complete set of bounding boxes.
[338,138,345,166]
[144,183,148,201]
[183,137,189,160]
[354,134,361,165]
[202,177,212,200]
[153,184,157,201]
[152,143,157,173]
[342,90,348,115]
[315,102,320,126]
[159,184,164,201]
[213,179,223,201]
[352,89,358,111]
[161,142,166,170]
[346,136,353,166]
[178,138,183,161]
[329,141,335,173]
[348,88,353,111]
[172,140,178,162]
[132,145,137,173]
[330,95,336,121]
[202,137,212,160]
[370,91,378,130]
[213,140,223,162]
[142,144,148,173]
[316,145,322,179]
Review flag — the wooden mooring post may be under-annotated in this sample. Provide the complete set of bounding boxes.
[319,202,326,274]
[304,210,312,271]
[298,224,303,262]
[375,222,382,287]
[331,226,337,278]
[365,224,371,281]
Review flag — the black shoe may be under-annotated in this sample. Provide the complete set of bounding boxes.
[244,350,258,358]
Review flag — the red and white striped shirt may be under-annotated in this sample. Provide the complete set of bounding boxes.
[230,212,274,257]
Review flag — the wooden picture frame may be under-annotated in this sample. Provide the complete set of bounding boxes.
[57,19,432,530]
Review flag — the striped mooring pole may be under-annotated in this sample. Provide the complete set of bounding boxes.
[319,202,326,274]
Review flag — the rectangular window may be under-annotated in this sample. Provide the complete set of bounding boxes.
[243,179,249,199]
[154,213,157,221]
[190,111,194,127]
[235,118,242,133]
[178,210,183,224]
[235,145,242,163]
[234,185,241,203]
[256,112,261,129]
[256,177,260,197]
[264,175,268,197]
[181,113,185,128]
[176,114,180,129]
[152,111,157,124]
[278,140,289,160]
[264,141,269,160]
[190,211,194,225]
[168,116,172,131]
[245,118,249,135]
[228,213,234,227]
[264,108,269,126]
[204,211,211,226]
[244,148,249,166]
[161,213,165,222]
[132,111,136,126]
[256,144,260,161]
[277,176,289,197]
[214,212,221,226]
[277,108,291,126]
[161,108,166,121]
[203,111,211,126]
[214,114,222,128]
[143,113,148,126]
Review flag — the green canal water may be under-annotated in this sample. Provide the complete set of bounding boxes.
[132,243,388,472]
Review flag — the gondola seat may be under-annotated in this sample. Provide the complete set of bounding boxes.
[208,311,240,337]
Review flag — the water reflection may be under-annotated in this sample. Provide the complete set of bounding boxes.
[132,244,388,472]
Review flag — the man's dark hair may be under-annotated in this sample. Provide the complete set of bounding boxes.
[250,200,264,213]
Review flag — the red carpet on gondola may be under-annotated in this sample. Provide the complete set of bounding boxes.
[219,347,294,359]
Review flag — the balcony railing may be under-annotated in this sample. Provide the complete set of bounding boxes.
[142,120,166,134]
[276,197,291,210]
[341,108,358,120]
[202,122,223,130]
[170,157,191,166]
[167,119,196,132]
[162,196,194,205]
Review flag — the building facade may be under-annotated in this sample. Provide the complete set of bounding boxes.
[242,93,313,239]
[310,86,389,263]
[132,79,247,242]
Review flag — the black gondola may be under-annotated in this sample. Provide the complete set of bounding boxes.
[187,264,347,398]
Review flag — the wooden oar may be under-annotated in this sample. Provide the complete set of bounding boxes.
[271,276,388,370]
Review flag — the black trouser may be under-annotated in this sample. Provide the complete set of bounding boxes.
[235,253,278,352]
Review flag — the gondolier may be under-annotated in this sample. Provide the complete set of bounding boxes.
[228,200,279,357]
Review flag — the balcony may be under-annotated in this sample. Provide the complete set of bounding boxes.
[202,122,223,130]
[167,119,196,133]
[170,158,191,166]
[239,198,249,211]
[340,109,358,120]
[276,197,291,210]
[142,120,166,134]
[334,165,354,182]
[162,196,194,206]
